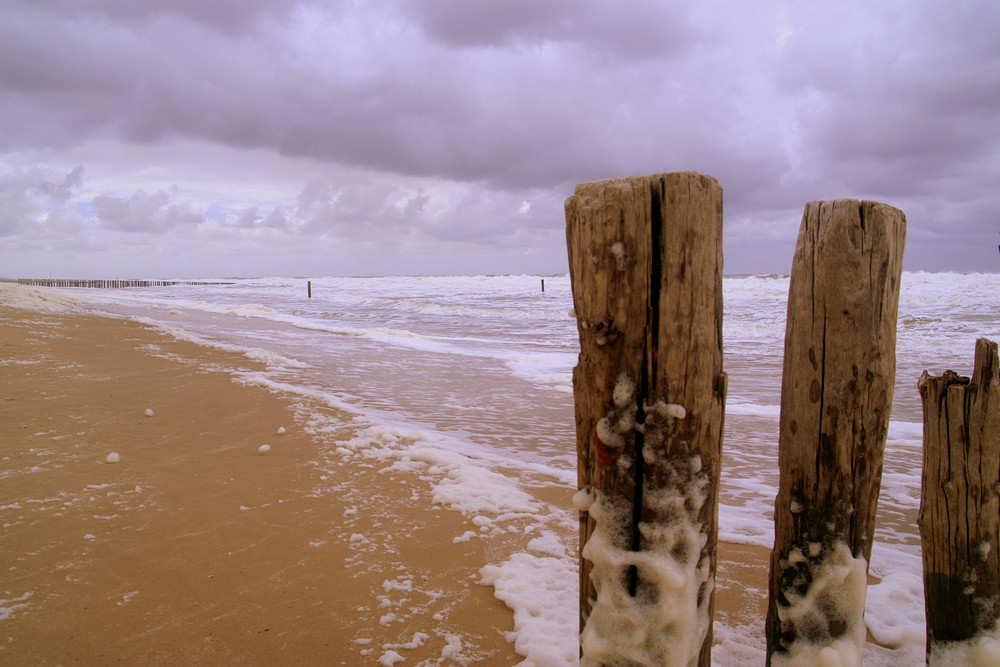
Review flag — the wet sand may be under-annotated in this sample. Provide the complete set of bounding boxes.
[1,303,779,664]
[1,307,521,664]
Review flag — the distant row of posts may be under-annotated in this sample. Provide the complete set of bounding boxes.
[16,279,234,288]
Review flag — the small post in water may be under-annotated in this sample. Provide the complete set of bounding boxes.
[566,171,726,667]
[541,278,545,293]
[918,338,1000,660]
[765,200,906,664]
[308,280,312,298]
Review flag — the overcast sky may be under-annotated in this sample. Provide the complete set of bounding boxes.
[1,1,998,278]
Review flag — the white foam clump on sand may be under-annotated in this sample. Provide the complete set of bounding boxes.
[105,452,121,464]
[377,650,403,666]
[0,283,84,313]
[863,572,925,649]
[406,447,540,518]
[276,426,286,435]
[771,542,869,667]
[257,444,271,454]
[525,531,568,558]
[479,551,578,666]
[452,530,477,544]
[144,408,154,417]
[377,631,430,666]
[0,592,33,621]
[712,621,769,664]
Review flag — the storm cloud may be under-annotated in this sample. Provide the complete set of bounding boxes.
[1,0,998,277]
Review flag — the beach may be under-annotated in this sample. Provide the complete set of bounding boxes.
[4,272,998,664]
[0,294,783,665]
[1,307,526,664]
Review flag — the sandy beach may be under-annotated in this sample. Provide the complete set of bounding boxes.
[1,300,783,664]
[1,306,528,664]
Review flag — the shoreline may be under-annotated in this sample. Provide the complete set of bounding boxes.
[1,296,900,663]
[1,306,523,664]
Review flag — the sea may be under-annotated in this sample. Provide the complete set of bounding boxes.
[7,271,1000,664]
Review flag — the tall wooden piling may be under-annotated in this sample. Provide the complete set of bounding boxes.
[308,280,312,298]
[918,338,1000,659]
[765,200,906,664]
[566,172,726,666]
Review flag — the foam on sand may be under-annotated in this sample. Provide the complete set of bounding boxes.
[0,282,85,313]
[479,551,578,666]
[0,306,523,664]
[0,592,32,622]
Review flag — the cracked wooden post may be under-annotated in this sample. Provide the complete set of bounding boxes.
[918,338,1000,662]
[566,172,726,666]
[765,200,906,664]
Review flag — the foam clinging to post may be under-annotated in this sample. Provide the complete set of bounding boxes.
[580,482,712,667]
[581,414,710,667]
[771,542,868,667]
[612,372,636,408]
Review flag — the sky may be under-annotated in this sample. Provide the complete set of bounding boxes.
[1,0,999,278]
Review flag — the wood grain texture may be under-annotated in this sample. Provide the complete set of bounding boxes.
[918,338,1000,652]
[765,200,906,660]
[566,172,725,665]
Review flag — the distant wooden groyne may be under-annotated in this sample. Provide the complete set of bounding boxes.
[17,279,235,288]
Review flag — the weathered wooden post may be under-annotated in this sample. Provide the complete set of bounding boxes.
[765,200,906,664]
[918,338,1000,663]
[308,280,312,298]
[566,171,726,666]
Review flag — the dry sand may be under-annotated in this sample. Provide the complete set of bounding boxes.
[1,304,774,664]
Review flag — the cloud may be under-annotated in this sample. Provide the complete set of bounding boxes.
[0,165,84,236]
[91,186,202,232]
[10,0,300,35]
[1,0,999,276]
[281,177,557,249]
[400,0,698,59]
[0,0,742,190]
[236,206,284,230]
[777,5,1000,192]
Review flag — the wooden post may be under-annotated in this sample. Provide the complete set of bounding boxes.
[566,171,726,666]
[541,278,545,293]
[308,280,312,298]
[918,338,1000,659]
[766,200,906,664]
